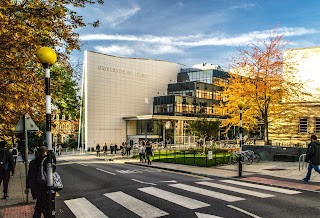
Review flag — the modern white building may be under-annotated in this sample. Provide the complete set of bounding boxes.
[81,51,183,149]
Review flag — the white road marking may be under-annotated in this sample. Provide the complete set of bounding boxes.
[197,181,274,198]
[116,169,143,174]
[65,197,108,218]
[78,163,88,167]
[170,183,245,202]
[139,187,210,209]
[195,212,223,218]
[96,168,116,175]
[131,179,157,185]
[104,191,168,218]
[198,178,214,181]
[227,205,261,218]
[159,180,177,183]
[221,180,302,194]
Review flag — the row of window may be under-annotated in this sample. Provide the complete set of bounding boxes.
[168,90,226,101]
[299,118,320,133]
[154,103,224,116]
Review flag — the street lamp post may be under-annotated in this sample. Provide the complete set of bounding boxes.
[36,46,57,217]
[238,101,245,177]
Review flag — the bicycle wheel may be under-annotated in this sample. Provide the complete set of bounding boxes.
[253,153,261,163]
[243,155,253,165]
[229,153,238,164]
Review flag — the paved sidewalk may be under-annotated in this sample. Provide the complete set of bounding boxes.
[1,152,320,217]
[0,158,36,218]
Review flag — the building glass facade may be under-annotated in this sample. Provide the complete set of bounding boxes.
[153,67,229,118]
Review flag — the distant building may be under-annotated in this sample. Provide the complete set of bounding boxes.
[269,46,320,145]
[52,108,78,145]
[81,51,229,149]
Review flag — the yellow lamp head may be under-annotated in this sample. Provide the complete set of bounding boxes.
[238,101,245,109]
[36,47,57,65]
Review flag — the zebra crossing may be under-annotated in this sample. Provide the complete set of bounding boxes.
[63,179,302,218]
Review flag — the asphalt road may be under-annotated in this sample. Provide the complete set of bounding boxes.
[55,156,320,218]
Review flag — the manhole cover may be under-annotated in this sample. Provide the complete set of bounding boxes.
[265,168,286,171]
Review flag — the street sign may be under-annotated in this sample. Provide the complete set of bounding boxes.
[14,114,39,133]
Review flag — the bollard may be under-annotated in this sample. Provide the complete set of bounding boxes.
[73,148,74,154]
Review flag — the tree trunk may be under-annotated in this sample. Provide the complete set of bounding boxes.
[264,113,269,145]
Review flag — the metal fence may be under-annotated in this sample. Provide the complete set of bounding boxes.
[131,146,230,167]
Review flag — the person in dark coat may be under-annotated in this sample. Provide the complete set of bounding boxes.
[0,141,15,199]
[303,135,320,182]
[145,142,153,165]
[96,144,101,157]
[25,146,56,218]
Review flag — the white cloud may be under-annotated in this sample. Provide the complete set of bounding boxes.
[81,27,317,47]
[83,27,317,57]
[143,45,183,55]
[105,7,140,28]
[94,45,135,56]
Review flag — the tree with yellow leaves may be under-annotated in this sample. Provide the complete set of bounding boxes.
[221,29,309,145]
[0,0,103,142]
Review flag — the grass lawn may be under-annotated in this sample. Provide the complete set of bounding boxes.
[135,149,230,167]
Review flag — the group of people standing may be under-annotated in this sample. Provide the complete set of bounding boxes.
[95,142,133,157]
[138,141,153,165]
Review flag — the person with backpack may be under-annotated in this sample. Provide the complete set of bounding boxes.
[25,146,56,218]
[0,141,15,199]
[11,146,18,165]
[303,134,320,182]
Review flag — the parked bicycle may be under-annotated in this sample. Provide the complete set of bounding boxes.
[245,150,261,163]
[229,150,261,165]
[229,151,253,165]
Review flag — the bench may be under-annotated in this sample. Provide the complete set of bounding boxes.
[272,148,300,161]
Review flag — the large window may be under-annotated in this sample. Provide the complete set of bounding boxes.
[315,118,320,133]
[137,120,154,135]
[299,118,308,133]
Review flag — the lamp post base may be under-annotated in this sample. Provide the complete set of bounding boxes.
[46,189,56,217]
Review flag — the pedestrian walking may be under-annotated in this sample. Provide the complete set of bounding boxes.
[138,145,145,162]
[12,146,18,165]
[114,144,118,155]
[96,144,101,157]
[145,142,153,165]
[25,146,57,218]
[126,142,131,157]
[303,134,320,182]
[0,141,15,199]
[121,143,126,157]
[110,143,114,155]
[103,143,108,156]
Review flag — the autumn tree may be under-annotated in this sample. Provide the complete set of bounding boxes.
[0,0,103,141]
[221,29,309,145]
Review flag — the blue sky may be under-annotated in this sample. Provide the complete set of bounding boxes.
[72,0,320,69]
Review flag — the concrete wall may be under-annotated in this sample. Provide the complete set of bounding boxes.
[84,51,182,148]
[243,145,307,161]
